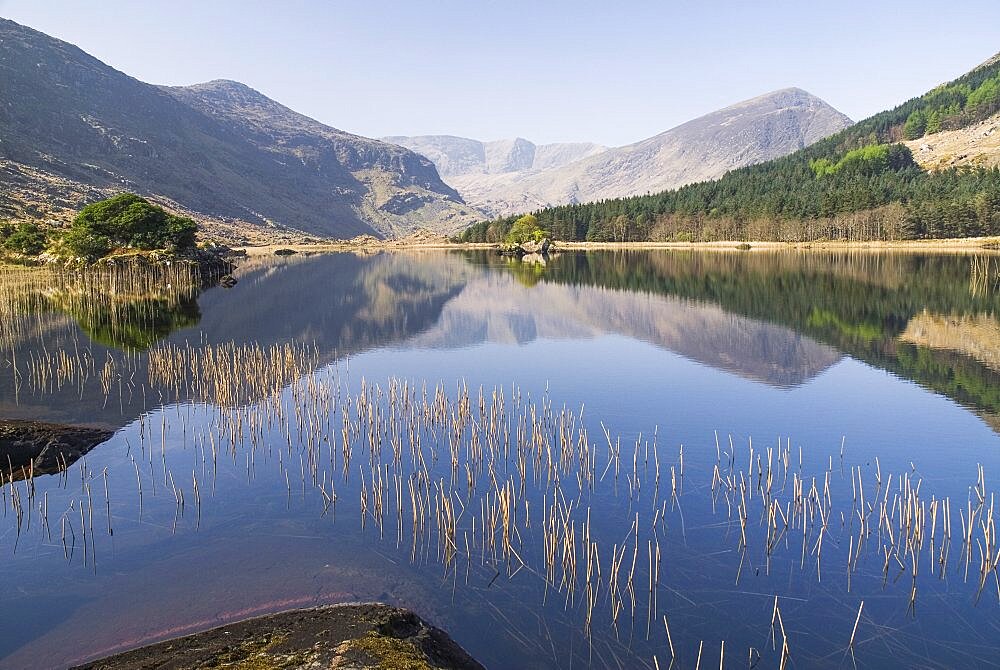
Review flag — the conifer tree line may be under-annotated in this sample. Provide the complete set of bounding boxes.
[457,56,1000,243]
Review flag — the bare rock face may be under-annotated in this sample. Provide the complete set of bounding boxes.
[0,18,477,239]
[388,89,852,217]
[382,135,608,178]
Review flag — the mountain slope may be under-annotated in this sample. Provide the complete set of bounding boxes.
[460,51,1000,242]
[905,112,1000,171]
[390,89,851,217]
[0,18,477,238]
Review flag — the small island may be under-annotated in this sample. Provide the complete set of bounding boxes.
[0,193,234,277]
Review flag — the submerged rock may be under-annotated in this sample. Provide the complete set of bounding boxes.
[72,603,485,670]
[0,420,113,481]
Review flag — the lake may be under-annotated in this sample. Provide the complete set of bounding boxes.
[2,248,999,669]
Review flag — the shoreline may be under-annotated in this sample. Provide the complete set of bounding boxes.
[5,235,997,269]
[234,235,1000,257]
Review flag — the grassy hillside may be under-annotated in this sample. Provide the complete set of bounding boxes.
[458,53,1000,243]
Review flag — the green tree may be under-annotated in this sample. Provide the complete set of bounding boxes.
[903,109,927,139]
[966,75,1000,112]
[65,193,198,259]
[2,222,47,256]
[925,110,942,134]
[505,214,548,244]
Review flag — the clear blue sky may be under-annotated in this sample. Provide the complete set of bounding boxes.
[2,0,997,146]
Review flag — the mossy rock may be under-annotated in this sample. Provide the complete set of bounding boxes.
[72,603,484,670]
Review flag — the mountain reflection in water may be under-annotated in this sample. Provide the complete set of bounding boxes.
[3,249,1000,434]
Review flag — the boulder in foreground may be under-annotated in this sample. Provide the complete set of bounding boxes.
[72,603,485,670]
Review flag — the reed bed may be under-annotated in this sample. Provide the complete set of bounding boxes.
[0,264,204,357]
[3,334,1000,668]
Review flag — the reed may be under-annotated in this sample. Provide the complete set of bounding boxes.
[3,300,1000,667]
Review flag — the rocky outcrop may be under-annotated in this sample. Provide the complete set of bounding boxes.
[72,603,485,670]
[0,19,478,239]
[498,237,551,258]
[0,420,113,481]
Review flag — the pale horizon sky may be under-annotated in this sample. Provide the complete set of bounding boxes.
[2,1,998,146]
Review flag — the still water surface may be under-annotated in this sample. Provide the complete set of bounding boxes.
[2,249,999,669]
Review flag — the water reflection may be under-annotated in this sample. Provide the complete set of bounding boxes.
[409,272,842,387]
[3,250,1000,433]
[0,264,204,352]
[2,249,1000,669]
[472,249,1000,431]
[0,254,469,428]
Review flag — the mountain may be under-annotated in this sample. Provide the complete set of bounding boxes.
[460,50,1000,243]
[388,89,852,217]
[0,18,478,239]
[380,136,608,177]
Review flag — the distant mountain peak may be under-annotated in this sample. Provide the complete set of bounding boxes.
[382,135,609,179]
[700,87,849,118]
[388,89,852,217]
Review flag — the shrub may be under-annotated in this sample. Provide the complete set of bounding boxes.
[2,222,47,256]
[65,193,198,259]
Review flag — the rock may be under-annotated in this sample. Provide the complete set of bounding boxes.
[0,420,113,481]
[518,237,551,255]
[274,248,298,256]
[348,234,383,246]
[519,240,540,254]
[219,274,238,288]
[498,238,552,258]
[71,603,485,670]
[187,247,236,279]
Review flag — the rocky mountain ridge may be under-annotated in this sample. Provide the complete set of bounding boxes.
[388,89,853,217]
[0,18,477,238]
[380,135,608,177]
